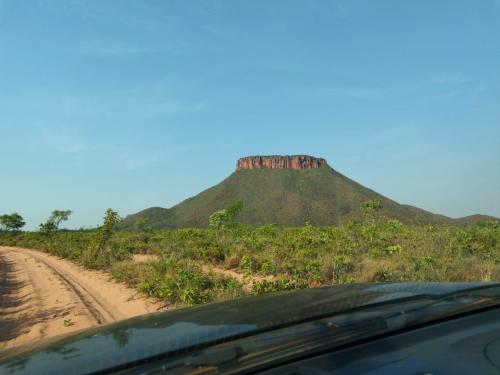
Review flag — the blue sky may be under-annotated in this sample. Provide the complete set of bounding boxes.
[0,0,499,229]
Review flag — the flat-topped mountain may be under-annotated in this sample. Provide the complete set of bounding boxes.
[123,155,497,228]
[237,155,327,170]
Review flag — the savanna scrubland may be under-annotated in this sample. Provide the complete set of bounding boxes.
[1,205,498,308]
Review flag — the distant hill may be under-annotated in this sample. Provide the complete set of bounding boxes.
[123,155,497,229]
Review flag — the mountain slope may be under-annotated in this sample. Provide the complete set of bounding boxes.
[123,164,483,228]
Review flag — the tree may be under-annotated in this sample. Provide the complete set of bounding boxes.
[95,208,121,253]
[209,209,229,230]
[49,210,72,230]
[82,208,122,269]
[361,199,382,226]
[0,213,26,232]
[361,199,383,212]
[134,217,153,234]
[134,217,153,249]
[39,209,72,234]
[208,201,244,230]
[39,220,57,234]
[225,201,243,223]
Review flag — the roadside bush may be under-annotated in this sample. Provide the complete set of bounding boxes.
[224,254,241,269]
[138,258,244,305]
[251,279,307,295]
[385,244,402,255]
[82,209,122,269]
[373,268,402,282]
[321,255,355,283]
[111,261,143,287]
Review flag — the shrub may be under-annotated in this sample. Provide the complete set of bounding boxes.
[321,256,355,283]
[259,260,276,275]
[385,245,402,255]
[374,268,401,282]
[111,261,142,287]
[82,209,122,269]
[139,258,243,305]
[224,254,241,269]
[251,279,306,295]
[239,255,251,271]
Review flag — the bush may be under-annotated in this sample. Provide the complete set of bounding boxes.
[251,279,306,295]
[111,261,142,287]
[374,268,402,282]
[82,209,122,269]
[139,258,244,305]
[321,256,355,283]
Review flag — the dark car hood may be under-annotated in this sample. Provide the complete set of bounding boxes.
[1,283,499,374]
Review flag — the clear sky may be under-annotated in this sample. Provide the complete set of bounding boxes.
[1,0,499,230]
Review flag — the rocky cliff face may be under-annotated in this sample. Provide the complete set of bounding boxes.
[237,155,328,170]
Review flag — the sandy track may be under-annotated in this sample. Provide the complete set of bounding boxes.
[0,246,161,350]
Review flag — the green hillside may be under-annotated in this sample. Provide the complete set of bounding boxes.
[123,165,493,228]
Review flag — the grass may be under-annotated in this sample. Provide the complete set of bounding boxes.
[63,318,74,327]
[1,218,498,307]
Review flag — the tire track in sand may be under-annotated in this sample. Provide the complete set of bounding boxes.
[0,247,161,350]
[28,253,113,324]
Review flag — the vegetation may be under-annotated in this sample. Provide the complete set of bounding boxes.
[39,210,72,233]
[208,201,243,230]
[1,203,498,308]
[81,208,129,269]
[63,318,74,327]
[0,213,25,232]
[122,167,497,229]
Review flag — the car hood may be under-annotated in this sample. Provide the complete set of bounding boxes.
[1,282,499,374]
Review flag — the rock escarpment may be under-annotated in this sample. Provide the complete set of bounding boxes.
[237,155,328,170]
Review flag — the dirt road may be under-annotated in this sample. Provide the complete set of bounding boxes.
[0,246,161,350]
